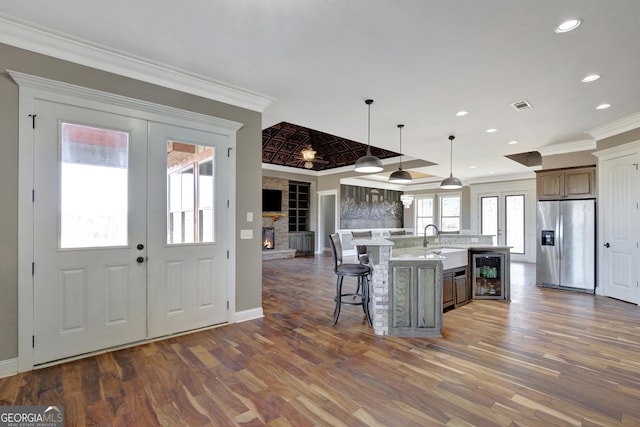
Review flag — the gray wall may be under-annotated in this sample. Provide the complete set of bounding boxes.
[0,43,263,361]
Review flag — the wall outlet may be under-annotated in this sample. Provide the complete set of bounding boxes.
[240,229,253,239]
[471,237,479,243]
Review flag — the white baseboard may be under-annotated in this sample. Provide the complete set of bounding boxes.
[0,358,18,378]
[233,307,264,323]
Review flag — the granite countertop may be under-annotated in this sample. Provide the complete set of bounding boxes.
[351,237,394,246]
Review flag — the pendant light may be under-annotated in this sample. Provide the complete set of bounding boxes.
[354,99,384,173]
[440,135,463,189]
[389,124,412,184]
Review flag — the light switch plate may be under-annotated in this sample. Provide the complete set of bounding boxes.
[240,229,253,239]
[247,212,253,222]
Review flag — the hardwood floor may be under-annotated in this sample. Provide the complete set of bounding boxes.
[2,256,640,426]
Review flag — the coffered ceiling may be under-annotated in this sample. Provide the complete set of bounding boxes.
[3,1,640,184]
[262,122,400,171]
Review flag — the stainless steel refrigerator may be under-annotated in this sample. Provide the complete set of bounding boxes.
[536,199,596,292]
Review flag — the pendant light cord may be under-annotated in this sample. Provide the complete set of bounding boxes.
[449,135,455,177]
[365,99,373,155]
[398,124,404,169]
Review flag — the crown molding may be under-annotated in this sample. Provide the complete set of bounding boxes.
[587,112,640,141]
[0,14,274,113]
[537,139,596,156]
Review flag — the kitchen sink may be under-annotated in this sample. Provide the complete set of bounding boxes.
[428,248,468,270]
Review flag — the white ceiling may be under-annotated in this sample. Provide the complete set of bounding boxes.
[2,1,640,185]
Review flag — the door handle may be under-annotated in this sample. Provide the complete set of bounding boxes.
[604,242,610,248]
[137,243,144,250]
[136,256,145,263]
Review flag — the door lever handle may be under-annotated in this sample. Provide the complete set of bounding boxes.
[604,242,610,248]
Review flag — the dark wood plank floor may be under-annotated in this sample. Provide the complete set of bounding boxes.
[2,256,640,426]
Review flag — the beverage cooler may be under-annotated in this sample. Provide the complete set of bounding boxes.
[472,252,506,299]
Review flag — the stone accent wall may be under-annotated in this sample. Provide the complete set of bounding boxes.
[367,245,391,335]
[262,177,289,250]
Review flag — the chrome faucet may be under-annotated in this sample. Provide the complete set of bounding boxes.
[423,224,440,248]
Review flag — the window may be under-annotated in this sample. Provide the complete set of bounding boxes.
[505,194,525,254]
[440,194,461,232]
[60,122,129,249]
[167,141,215,244]
[415,195,434,234]
[289,181,310,232]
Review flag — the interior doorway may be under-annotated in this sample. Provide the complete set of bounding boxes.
[318,190,337,254]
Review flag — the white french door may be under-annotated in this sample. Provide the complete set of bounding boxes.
[33,101,148,364]
[147,122,228,338]
[480,192,525,252]
[32,102,229,364]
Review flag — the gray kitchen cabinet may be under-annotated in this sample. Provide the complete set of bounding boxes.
[388,260,443,337]
[288,231,314,255]
[443,266,469,310]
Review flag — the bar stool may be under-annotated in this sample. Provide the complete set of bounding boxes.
[351,230,372,265]
[329,233,372,326]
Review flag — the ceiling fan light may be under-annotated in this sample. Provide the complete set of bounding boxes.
[300,145,316,161]
[354,154,384,173]
[389,169,412,184]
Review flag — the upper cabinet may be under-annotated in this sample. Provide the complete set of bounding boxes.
[536,166,596,200]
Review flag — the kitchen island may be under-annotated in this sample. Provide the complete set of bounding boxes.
[352,234,510,337]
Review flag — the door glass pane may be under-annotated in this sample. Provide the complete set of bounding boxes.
[481,196,498,245]
[60,123,129,249]
[440,195,460,232]
[505,195,525,254]
[198,160,214,242]
[167,141,214,244]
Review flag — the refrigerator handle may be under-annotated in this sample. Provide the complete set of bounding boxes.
[558,212,563,261]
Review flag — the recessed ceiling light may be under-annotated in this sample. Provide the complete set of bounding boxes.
[486,128,497,133]
[555,18,582,33]
[469,165,477,169]
[508,140,519,145]
[455,110,469,117]
[581,74,601,83]
[596,103,611,110]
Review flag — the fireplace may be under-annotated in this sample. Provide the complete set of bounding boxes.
[262,227,275,250]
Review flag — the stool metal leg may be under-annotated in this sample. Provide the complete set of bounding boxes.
[363,276,372,327]
[332,275,343,325]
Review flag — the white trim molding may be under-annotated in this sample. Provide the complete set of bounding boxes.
[0,358,18,379]
[232,308,264,323]
[587,112,640,141]
[537,139,597,156]
[0,13,275,113]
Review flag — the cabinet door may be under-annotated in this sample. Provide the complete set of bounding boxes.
[442,273,454,308]
[455,273,468,305]
[537,171,564,200]
[565,168,595,198]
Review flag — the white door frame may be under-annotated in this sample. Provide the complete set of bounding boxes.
[317,189,338,254]
[470,179,536,263]
[11,70,242,372]
[594,139,640,302]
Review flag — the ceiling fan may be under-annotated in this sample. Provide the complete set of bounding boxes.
[296,144,329,169]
